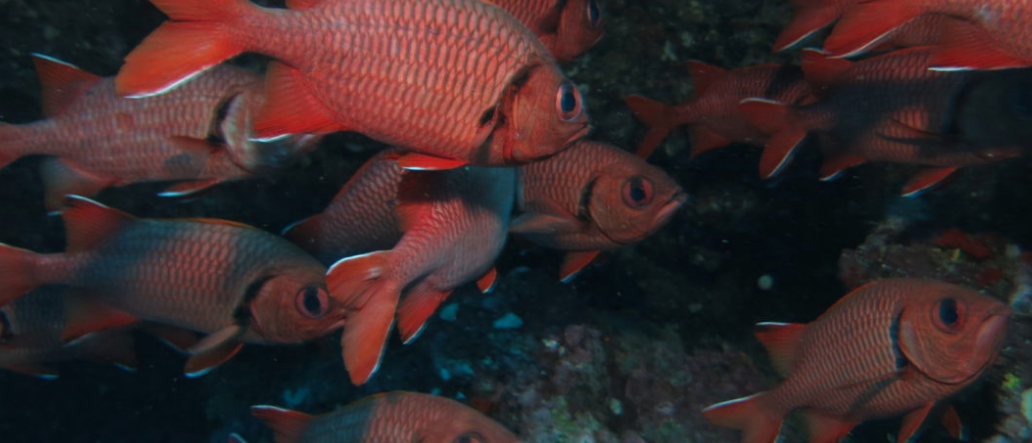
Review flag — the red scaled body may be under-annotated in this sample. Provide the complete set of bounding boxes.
[624,62,811,159]
[493,0,604,62]
[323,164,516,385]
[0,55,314,211]
[824,0,1032,69]
[117,0,590,169]
[703,278,1010,443]
[775,0,961,52]
[0,197,345,376]
[514,140,685,281]
[250,391,521,443]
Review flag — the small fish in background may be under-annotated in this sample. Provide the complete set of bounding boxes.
[738,47,1022,195]
[703,278,1010,443]
[116,0,590,170]
[513,140,685,282]
[822,0,1032,69]
[240,391,522,443]
[0,196,346,377]
[0,55,316,212]
[624,62,811,159]
[324,165,516,385]
[0,285,137,378]
[493,0,604,62]
[774,0,962,52]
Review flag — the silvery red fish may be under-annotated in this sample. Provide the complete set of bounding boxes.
[513,140,685,282]
[318,163,516,384]
[0,55,314,212]
[0,196,346,376]
[116,0,590,170]
[624,62,811,159]
[740,47,1023,195]
[493,0,604,62]
[703,278,1009,443]
[248,391,522,443]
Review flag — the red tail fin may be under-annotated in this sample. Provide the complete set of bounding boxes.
[702,393,783,443]
[396,283,452,344]
[115,0,257,97]
[327,251,400,385]
[738,99,808,179]
[0,122,27,171]
[624,95,687,159]
[773,0,840,52]
[251,405,313,443]
[0,243,42,307]
[822,0,924,57]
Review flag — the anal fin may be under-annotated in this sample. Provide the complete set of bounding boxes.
[901,167,958,197]
[560,250,601,283]
[39,158,117,213]
[396,282,453,344]
[62,296,139,344]
[897,402,933,443]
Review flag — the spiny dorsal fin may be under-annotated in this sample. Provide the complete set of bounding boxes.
[753,322,805,376]
[30,54,102,118]
[60,195,135,253]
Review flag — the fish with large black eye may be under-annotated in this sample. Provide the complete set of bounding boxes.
[703,278,1010,443]
[513,140,686,282]
[491,0,605,62]
[242,391,522,443]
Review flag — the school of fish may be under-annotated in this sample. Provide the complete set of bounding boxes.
[0,0,1022,440]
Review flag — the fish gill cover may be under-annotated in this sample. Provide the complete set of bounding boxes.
[0,0,1030,443]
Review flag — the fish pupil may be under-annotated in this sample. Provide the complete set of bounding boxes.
[631,184,646,202]
[303,288,322,315]
[939,298,959,327]
[588,0,601,26]
[561,85,577,114]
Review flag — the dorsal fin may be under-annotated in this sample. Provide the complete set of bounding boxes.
[686,61,727,97]
[753,322,806,376]
[30,54,102,118]
[60,195,135,252]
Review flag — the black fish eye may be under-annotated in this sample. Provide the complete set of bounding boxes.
[556,82,582,121]
[622,176,654,208]
[295,286,328,319]
[938,298,961,330]
[587,0,601,27]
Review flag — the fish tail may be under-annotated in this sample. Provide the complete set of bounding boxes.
[0,122,28,171]
[822,0,923,57]
[115,0,259,97]
[0,243,44,307]
[623,95,684,159]
[250,405,313,443]
[327,251,401,385]
[737,98,807,179]
[773,0,839,52]
[281,214,322,255]
[702,393,783,443]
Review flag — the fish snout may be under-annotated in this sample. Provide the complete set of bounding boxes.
[655,191,688,226]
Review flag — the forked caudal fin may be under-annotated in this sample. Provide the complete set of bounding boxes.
[327,251,400,385]
[821,0,924,58]
[623,95,684,159]
[702,393,783,443]
[115,0,260,97]
[737,98,808,179]
[773,0,840,52]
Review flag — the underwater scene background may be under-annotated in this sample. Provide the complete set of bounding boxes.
[0,0,1031,442]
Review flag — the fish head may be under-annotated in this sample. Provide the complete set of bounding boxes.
[416,407,522,443]
[218,87,323,172]
[897,283,1010,385]
[492,65,590,164]
[248,273,346,343]
[551,0,604,62]
[586,158,686,245]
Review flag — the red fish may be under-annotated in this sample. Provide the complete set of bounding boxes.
[513,140,685,282]
[0,286,137,378]
[248,391,522,443]
[0,196,346,376]
[703,278,1009,443]
[823,0,1032,69]
[624,62,811,159]
[116,0,590,169]
[323,165,515,384]
[0,54,315,212]
[493,0,604,62]
[739,47,1022,195]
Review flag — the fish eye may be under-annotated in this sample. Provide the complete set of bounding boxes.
[587,0,602,27]
[452,433,484,443]
[295,286,328,319]
[936,297,965,331]
[622,176,655,208]
[555,81,583,122]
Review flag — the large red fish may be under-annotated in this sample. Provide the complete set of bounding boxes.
[513,140,685,282]
[493,0,604,62]
[0,196,346,376]
[624,62,811,159]
[0,54,315,212]
[823,0,1032,69]
[247,391,521,443]
[116,0,591,170]
[0,286,137,378]
[739,47,1022,195]
[321,164,516,384]
[702,278,1010,443]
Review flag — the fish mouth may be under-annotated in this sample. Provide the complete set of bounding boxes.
[654,191,688,226]
[565,124,592,147]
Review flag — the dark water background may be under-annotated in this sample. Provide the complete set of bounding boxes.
[0,0,1030,442]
